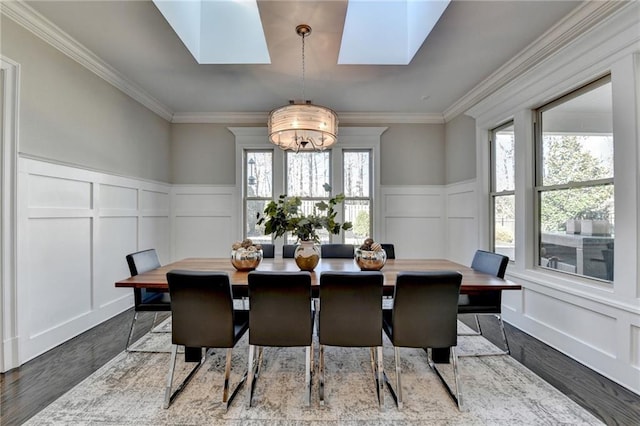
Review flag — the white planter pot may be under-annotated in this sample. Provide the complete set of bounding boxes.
[566,219,581,234]
[580,219,610,236]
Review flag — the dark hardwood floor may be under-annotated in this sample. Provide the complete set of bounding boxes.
[2,311,639,425]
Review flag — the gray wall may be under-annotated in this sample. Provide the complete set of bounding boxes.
[380,124,446,185]
[445,113,476,184]
[1,17,171,182]
[170,123,237,184]
[170,123,447,186]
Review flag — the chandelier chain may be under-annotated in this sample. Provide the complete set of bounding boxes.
[301,30,306,101]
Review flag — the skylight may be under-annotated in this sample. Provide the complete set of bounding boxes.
[153,0,449,65]
[339,0,450,65]
[153,0,270,64]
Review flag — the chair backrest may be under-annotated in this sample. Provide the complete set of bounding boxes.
[389,271,462,348]
[283,244,297,258]
[248,271,312,347]
[380,244,395,259]
[126,249,161,276]
[319,271,384,347]
[471,250,509,278]
[261,243,275,258]
[321,244,355,259]
[126,249,165,307]
[166,270,237,348]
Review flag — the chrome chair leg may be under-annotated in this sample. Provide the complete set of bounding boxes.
[247,345,257,407]
[376,346,385,411]
[368,347,385,410]
[458,313,510,357]
[451,346,463,410]
[164,345,205,409]
[319,344,325,405]
[394,346,403,408]
[382,346,402,408]
[305,344,312,406]
[223,347,248,411]
[125,312,139,351]
[497,314,511,355]
[427,348,463,410]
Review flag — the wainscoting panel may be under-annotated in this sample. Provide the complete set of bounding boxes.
[505,272,640,394]
[523,288,617,356]
[95,216,138,309]
[380,186,445,259]
[171,186,237,261]
[445,180,479,266]
[26,217,93,337]
[632,324,640,369]
[16,157,171,365]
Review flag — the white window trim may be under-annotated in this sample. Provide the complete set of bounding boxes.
[230,127,386,251]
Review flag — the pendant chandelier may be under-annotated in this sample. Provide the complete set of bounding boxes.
[268,24,338,152]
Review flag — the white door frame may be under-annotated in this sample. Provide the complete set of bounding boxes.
[1,56,20,372]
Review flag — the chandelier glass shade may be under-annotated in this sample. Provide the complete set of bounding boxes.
[268,24,338,152]
[268,102,338,152]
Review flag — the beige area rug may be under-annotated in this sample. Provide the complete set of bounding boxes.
[25,320,602,425]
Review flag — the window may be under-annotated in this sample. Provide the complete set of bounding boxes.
[286,151,332,243]
[245,150,273,244]
[491,122,515,260]
[243,148,373,245]
[343,150,372,245]
[535,76,614,281]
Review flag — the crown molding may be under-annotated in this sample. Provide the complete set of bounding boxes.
[172,111,444,124]
[171,112,268,124]
[338,112,444,124]
[443,0,629,122]
[1,0,174,121]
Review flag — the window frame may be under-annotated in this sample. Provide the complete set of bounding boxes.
[533,75,614,282]
[244,149,273,244]
[342,149,373,243]
[490,121,515,258]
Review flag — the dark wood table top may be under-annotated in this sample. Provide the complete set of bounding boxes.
[115,258,521,293]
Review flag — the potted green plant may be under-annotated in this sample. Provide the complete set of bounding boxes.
[256,184,352,270]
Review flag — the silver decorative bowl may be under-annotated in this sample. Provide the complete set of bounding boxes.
[230,248,263,271]
[355,248,387,271]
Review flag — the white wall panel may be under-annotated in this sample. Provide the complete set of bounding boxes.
[141,189,170,212]
[171,186,236,261]
[99,184,137,211]
[15,157,171,365]
[95,216,138,308]
[445,180,478,265]
[380,186,445,259]
[385,217,444,258]
[631,324,640,369]
[26,217,92,336]
[384,193,442,217]
[174,192,233,215]
[174,216,233,259]
[140,216,171,264]
[28,174,92,209]
[523,288,617,356]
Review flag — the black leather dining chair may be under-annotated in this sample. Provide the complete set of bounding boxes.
[318,271,385,410]
[383,271,463,409]
[260,243,275,258]
[246,271,314,407]
[282,244,297,258]
[458,250,510,356]
[164,270,248,410]
[320,244,355,258]
[380,244,396,259]
[125,249,171,351]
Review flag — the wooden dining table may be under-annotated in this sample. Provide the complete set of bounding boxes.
[115,257,521,297]
[115,257,521,363]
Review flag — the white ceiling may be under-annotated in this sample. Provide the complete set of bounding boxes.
[23,0,583,121]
